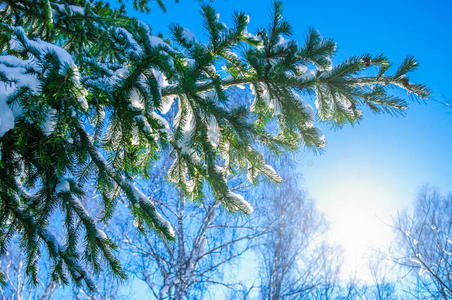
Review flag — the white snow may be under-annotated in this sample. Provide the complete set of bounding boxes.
[131,182,176,238]
[99,66,129,91]
[291,90,315,121]
[337,95,352,110]
[250,84,257,111]
[116,28,143,57]
[182,28,196,43]
[53,3,64,11]
[41,108,57,136]
[296,64,308,74]
[77,96,89,111]
[179,131,193,154]
[53,3,85,16]
[178,103,196,154]
[0,87,15,137]
[130,89,145,110]
[159,96,175,114]
[71,197,91,219]
[261,85,271,104]
[3,26,86,124]
[0,58,34,138]
[184,58,196,69]
[9,36,23,52]
[276,35,289,48]
[276,35,296,49]
[184,176,195,194]
[0,60,40,93]
[206,114,220,148]
[96,229,108,240]
[67,5,85,15]
[314,85,333,119]
[271,98,282,116]
[205,64,217,74]
[151,111,172,137]
[323,57,333,71]
[10,26,75,75]
[39,42,73,74]
[41,229,61,254]
[131,127,139,145]
[226,191,253,214]
[148,36,167,48]
[179,101,195,133]
[250,83,282,116]
[113,67,129,78]
[55,180,70,194]
[151,68,169,91]
[246,162,256,183]
[301,69,316,80]
[0,55,35,71]
[134,115,152,133]
[315,128,325,146]
[261,164,282,183]
[243,30,258,41]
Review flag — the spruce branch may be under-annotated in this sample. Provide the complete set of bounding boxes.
[74,120,175,240]
[7,192,96,291]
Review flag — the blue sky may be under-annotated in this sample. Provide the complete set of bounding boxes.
[125,0,452,278]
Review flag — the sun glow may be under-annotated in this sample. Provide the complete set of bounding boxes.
[315,176,399,281]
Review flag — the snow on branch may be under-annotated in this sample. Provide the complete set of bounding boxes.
[75,120,175,240]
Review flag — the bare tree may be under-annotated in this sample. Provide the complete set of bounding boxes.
[392,186,452,299]
[367,251,397,300]
[256,156,341,300]
[121,194,263,299]
[326,273,373,300]
[0,239,57,300]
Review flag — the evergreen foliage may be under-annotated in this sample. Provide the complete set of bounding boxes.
[0,0,429,291]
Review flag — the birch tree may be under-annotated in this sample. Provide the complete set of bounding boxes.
[256,156,341,299]
[118,154,264,299]
[392,186,452,299]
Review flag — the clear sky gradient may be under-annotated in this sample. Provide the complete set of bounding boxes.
[125,0,452,279]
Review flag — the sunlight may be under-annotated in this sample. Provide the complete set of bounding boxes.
[318,177,397,281]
